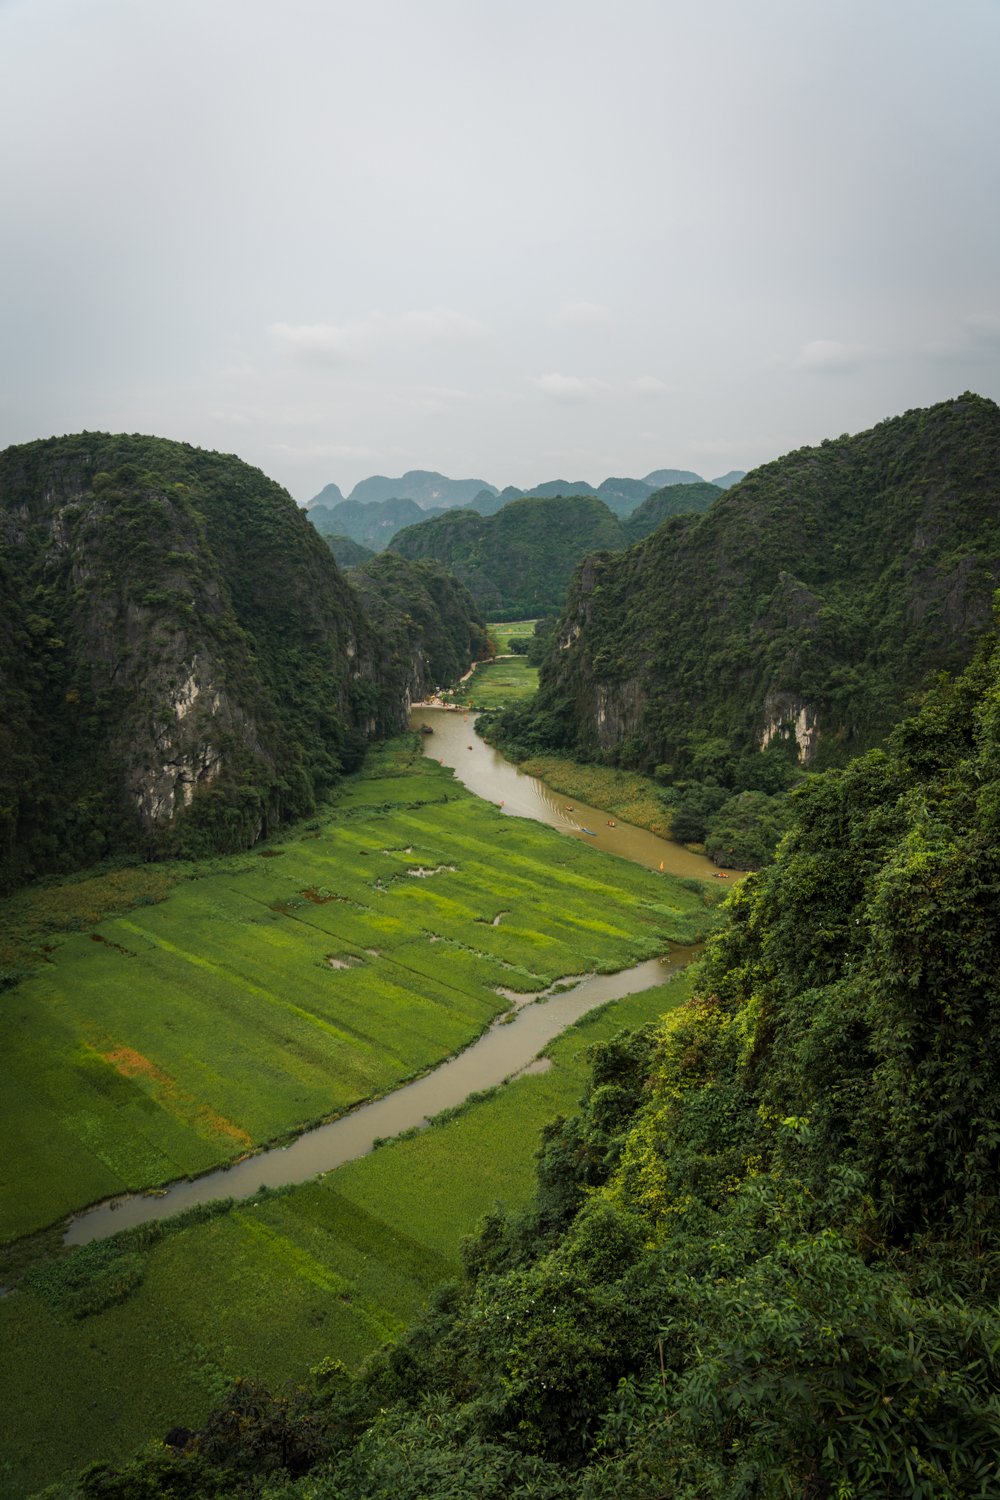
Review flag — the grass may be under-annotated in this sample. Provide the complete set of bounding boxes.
[487,619,537,653]
[0,732,720,1493]
[0,969,698,1496]
[449,656,539,710]
[0,738,713,1245]
[516,754,676,838]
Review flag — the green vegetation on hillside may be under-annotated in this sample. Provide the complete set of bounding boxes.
[512,396,1000,779]
[0,436,489,897]
[322,534,375,569]
[388,495,627,616]
[308,496,442,552]
[490,396,1000,866]
[621,479,721,542]
[0,435,397,893]
[348,553,489,699]
[64,618,1000,1498]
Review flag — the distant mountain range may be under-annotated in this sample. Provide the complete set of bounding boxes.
[307,466,745,550]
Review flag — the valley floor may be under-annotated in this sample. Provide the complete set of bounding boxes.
[0,737,716,1495]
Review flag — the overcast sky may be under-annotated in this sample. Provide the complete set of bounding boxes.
[2,0,999,500]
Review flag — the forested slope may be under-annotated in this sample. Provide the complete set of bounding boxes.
[388,494,627,616]
[506,395,1000,778]
[0,434,481,893]
[622,479,722,542]
[348,552,489,701]
[70,616,1000,1499]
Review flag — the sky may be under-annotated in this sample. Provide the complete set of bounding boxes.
[2,0,999,502]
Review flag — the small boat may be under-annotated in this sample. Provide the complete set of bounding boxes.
[420,724,434,735]
[580,827,597,836]
[607,820,616,827]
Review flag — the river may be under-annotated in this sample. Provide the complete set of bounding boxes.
[410,705,722,879]
[65,715,714,1246]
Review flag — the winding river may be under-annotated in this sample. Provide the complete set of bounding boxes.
[65,714,715,1247]
[411,705,722,880]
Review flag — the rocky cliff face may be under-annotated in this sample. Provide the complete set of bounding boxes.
[525,395,1000,775]
[0,434,450,893]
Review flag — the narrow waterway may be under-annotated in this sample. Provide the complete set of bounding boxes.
[411,704,725,880]
[65,713,719,1247]
[65,949,697,1246]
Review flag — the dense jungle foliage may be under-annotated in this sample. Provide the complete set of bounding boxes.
[60,617,1000,1499]
[388,484,725,617]
[388,494,626,615]
[621,480,722,542]
[489,395,1000,864]
[348,552,490,695]
[321,534,374,569]
[308,478,719,556]
[308,495,446,552]
[0,435,481,895]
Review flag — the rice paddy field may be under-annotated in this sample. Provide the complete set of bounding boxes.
[0,970,698,1495]
[487,619,537,652]
[450,655,539,709]
[0,736,718,1495]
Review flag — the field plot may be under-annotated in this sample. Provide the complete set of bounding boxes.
[0,971,697,1495]
[487,619,537,652]
[451,655,538,709]
[0,740,711,1243]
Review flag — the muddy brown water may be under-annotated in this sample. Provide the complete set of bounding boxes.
[411,706,725,880]
[65,714,720,1246]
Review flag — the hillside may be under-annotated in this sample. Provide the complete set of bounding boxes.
[504,395,1000,779]
[345,470,496,508]
[307,495,443,551]
[388,493,627,616]
[642,465,703,487]
[306,470,736,551]
[69,619,1000,1497]
[348,552,489,701]
[0,435,477,893]
[622,479,722,542]
[323,534,375,568]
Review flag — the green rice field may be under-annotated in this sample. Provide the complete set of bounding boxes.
[487,619,537,652]
[450,655,538,709]
[0,738,712,1245]
[0,969,698,1495]
[0,733,720,1494]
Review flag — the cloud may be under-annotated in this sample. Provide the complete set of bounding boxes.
[268,321,361,366]
[268,307,488,367]
[390,308,488,343]
[268,441,377,460]
[528,372,608,401]
[629,375,674,396]
[411,384,475,414]
[556,301,613,327]
[926,313,1000,360]
[794,339,870,374]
